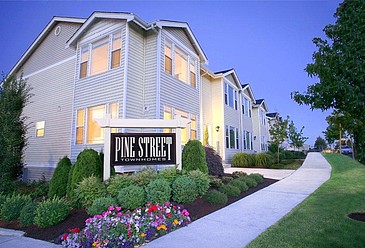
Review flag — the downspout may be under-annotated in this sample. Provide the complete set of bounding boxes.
[122,23,130,133]
[154,23,162,121]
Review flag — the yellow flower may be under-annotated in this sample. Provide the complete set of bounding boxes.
[157,224,167,231]
[92,241,98,247]
[141,233,147,237]
[173,219,179,225]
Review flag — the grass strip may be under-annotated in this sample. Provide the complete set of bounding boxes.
[247,153,365,248]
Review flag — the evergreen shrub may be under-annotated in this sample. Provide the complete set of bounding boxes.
[74,176,107,208]
[145,179,171,204]
[248,173,264,184]
[131,168,157,187]
[172,176,197,203]
[0,194,31,221]
[19,202,38,226]
[220,184,240,197]
[203,190,228,205]
[182,140,208,174]
[48,156,72,198]
[117,185,145,210]
[229,179,249,192]
[187,170,210,197]
[106,174,133,198]
[157,167,180,185]
[204,146,224,177]
[209,176,223,188]
[244,177,258,188]
[34,197,69,228]
[232,171,247,179]
[87,196,117,216]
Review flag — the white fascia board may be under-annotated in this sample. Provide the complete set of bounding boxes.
[9,16,85,76]
[155,20,208,64]
[242,84,256,102]
[222,69,243,90]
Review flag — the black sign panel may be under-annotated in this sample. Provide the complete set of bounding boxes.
[110,133,176,166]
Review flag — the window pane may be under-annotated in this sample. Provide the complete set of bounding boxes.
[228,85,234,108]
[77,109,84,126]
[76,127,84,144]
[80,46,89,78]
[163,106,172,133]
[230,127,235,149]
[190,61,196,87]
[175,48,188,83]
[165,56,172,74]
[225,126,229,149]
[80,62,87,78]
[112,33,121,50]
[36,121,45,137]
[87,105,106,144]
[110,102,119,133]
[91,38,108,75]
[111,50,121,68]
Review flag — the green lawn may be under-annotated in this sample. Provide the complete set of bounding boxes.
[247,153,365,248]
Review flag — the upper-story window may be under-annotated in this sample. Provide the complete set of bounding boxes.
[242,97,252,117]
[225,125,239,149]
[224,82,238,110]
[260,110,266,125]
[164,39,197,88]
[79,31,122,79]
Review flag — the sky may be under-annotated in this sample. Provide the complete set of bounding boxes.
[0,0,343,146]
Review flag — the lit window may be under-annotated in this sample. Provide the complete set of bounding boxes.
[91,37,109,76]
[110,102,119,133]
[76,109,84,144]
[224,83,237,110]
[80,46,89,78]
[175,109,189,144]
[175,47,188,83]
[87,105,106,144]
[163,106,172,133]
[36,121,45,137]
[190,115,197,140]
[111,32,121,69]
[190,60,196,88]
[164,41,172,74]
[226,125,239,149]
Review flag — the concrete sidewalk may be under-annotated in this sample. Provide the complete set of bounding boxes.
[144,152,331,248]
[0,228,60,247]
[224,167,295,180]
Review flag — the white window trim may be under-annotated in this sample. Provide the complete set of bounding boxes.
[35,121,45,137]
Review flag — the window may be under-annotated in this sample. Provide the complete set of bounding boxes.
[243,130,253,150]
[175,109,189,144]
[76,102,118,144]
[224,83,237,110]
[243,97,252,117]
[79,31,122,79]
[260,110,266,125]
[164,39,197,88]
[111,32,121,68]
[190,115,197,140]
[164,41,172,74]
[163,106,172,133]
[76,110,84,144]
[226,125,239,149]
[36,121,45,137]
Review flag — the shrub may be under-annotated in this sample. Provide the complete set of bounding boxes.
[172,176,197,203]
[0,194,7,208]
[248,173,264,184]
[29,177,49,198]
[106,174,133,198]
[222,176,233,184]
[204,146,224,177]
[145,179,171,204]
[117,185,145,210]
[19,202,38,226]
[87,196,117,216]
[74,176,107,208]
[232,153,255,167]
[229,179,249,192]
[34,197,69,228]
[186,170,210,197]
[255,153,274,168]
[131,168,158,187]
[0,194,31,221]
[220,184,240,197]
[66,165,74,198]
[49,156,72,198]
[182,140,208,174]
[157,167,180,185]
[69,149,102,199]
[244,177,258,188]
[204,190,228,205]
[209,176,223,188]
[232,171,247,179]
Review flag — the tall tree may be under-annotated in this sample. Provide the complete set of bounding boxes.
[0,74,31,189]
[269,116,289,163]
[314,136,327,151]
[291,0,365,160]
[288,121,308,151]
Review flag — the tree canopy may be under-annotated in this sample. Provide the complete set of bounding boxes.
[314,136,327,151]
[288,120,308,151]
[269,116,289,163]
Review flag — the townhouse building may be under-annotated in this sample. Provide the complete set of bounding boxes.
[9,12,272,180]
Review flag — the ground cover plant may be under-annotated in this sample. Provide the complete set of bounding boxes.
[247,153,365,248]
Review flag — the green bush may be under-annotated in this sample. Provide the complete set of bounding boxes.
[232,153,255,167]
[255,153,274,168]
[131,168,158,187]
[203,190,228,205]
[19,202,38,226]
[66,165,74,198]
[232,171,247,179]
[248,173,264,184]
[0,194,31,221]
[29,177,49,198]
[204,146,224,177]
[209,176,223,188]
[145,179,171,204]
[182,140,208,174]
[117,185,145,210]
[87,196,117,216]
[69,149,102,199]
[187,170,210,197]
[106,174,133,198]
[49,156,72,198]
[0,194,7,208]
[222,176,233,184]
[220,184,240,197]
[229,179,249,192]
[244,177,258,188]
[157,167,180,185]
[34,197,69,228]
[74,176,107,208]
[172,176,198,203]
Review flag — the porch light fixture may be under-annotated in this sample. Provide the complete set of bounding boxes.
[215,126,220,132]
[254,136,257,140]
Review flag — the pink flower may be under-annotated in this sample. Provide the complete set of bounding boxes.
[116,206,122,212]
[148,205,158,213]
[85,217,92,223]
[108,206,115,211]
[182,209,189,216]
[62,233,69,240]
[94,214,103,219]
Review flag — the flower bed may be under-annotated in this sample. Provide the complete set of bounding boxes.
[61,202,190,247]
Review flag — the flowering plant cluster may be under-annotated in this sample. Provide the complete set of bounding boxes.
[61,202,191,247]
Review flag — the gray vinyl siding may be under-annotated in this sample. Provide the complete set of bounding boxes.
[225,74,235,85]
[23,58,75,169]
[70,20,127,161]
[20,22,82,76]
[23,167,55,182]
[164,27,196,54]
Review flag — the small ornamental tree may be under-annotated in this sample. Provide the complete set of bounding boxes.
[269,116,289,163]
[288,121,308,151]
[182,140,208,174]
[48,156,72,198]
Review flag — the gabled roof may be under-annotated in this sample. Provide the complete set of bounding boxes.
[241,84,255,101]
[254,98,269,112]
[9,16,85,76]
[214,68,242,89]
[66,12,208,63]
[266,112,279,118]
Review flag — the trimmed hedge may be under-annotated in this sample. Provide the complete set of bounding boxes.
[74,176,107,208]
[182,140,208,174]
[145,179,171,204]
[19,202,38,226]
[106,174,133,198]
[87,196,117,216]
[187,170,210,197]
[48,156,72,198]
[172,176,198,203]
[117,185,145,210]
[204,190,228,205]
[0,194,31,221]
[220,184,240,197]
[34,197,69,228]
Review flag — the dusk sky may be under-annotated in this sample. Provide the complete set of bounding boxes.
[0,0,343,146]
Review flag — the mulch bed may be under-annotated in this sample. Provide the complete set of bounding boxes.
[348,212,365,222]
[0,178,278,243]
